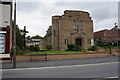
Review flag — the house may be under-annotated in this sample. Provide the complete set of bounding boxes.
[26,39,41,47]
[94,23,120,46]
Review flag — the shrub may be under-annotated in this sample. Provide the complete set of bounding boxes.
[67,44,76,51]
[16,46,24,55]
[40,49,48,52]
[105,48,110,54]
[82,50,88,53]
[88,45,98,51]
[74,45,83,51]
[67,44,82,51]
[29,46,40,51]
[117,46,120,51]
[47,45,52,51]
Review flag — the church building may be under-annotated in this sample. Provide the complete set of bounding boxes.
[40,10,94,51]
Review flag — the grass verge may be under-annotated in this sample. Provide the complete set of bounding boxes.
[21,51,94,55]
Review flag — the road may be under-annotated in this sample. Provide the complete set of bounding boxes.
[1,56,119,78]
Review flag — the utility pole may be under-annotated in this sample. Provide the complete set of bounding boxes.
[13,0,16,68]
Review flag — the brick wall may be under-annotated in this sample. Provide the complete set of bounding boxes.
[16,53,110,61]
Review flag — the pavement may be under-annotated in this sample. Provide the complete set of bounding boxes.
[1,56,119,69]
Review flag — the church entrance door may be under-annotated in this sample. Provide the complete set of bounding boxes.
[75,38,82,46]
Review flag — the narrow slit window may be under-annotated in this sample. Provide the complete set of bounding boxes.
[54,30,56,36]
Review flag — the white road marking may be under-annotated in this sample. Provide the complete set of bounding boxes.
[1,62,119,72]
[92,76,119,80]
[107,76,118,78]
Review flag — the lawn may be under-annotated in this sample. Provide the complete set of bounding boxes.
[24,51,89,55]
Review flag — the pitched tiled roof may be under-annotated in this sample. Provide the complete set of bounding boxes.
[94,26,120,41]
[94,29,109,37]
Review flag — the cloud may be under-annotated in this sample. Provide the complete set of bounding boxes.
[55,2,118,31]
[55,2,118,20]
[94,17,118,31]
[16,1,118,37]
[17,2,40,13]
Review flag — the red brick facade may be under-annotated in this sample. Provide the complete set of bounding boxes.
[94,24,120,45]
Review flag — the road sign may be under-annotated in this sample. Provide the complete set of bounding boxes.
[0,33,5,53]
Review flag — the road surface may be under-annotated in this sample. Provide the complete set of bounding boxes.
[1,56,119,78]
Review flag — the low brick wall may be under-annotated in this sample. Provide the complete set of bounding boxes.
[47,53,109,60]
[16,52,110,61]
[16,55,30,61]
[97,48,106,53]
[97,48,119,56]
[111,48,119,56]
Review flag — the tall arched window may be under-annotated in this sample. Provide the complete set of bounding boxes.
[73,19,76,29]
[79,20,83,29]
[73,19,83,30]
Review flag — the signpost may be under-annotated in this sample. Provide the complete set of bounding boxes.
[20,26,29,48]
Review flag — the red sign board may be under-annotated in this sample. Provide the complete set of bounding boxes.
[0,26,10,60]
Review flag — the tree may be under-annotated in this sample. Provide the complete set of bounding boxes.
[104,41,113,54]
[12,21,24,50]
[16,26,24,50]
[26,36,31,40]
[31,35,44,39]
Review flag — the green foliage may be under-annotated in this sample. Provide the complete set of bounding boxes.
[12,21,24,50]
[16,46,24,55]
[31,35,44,39]
[26,36,31,40]
[67,44,76,51]
[40,49,48,52]
[88,45,98,51]
[29,46,40,51]
[96,40,105,47]
[47,45,52,51]
[25,51,84,55]
[74,45,83,51]
[67,44,82,51]
[104,47,110,54]
[16,28,24,50]
[105,41,112,48]
[117,46,120,51]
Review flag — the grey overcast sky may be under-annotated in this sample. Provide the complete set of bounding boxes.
[16,0,118,37]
